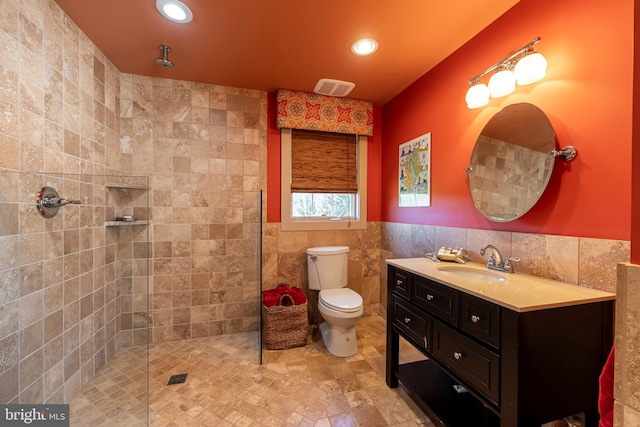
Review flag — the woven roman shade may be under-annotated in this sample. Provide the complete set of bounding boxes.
[291,129,357,194]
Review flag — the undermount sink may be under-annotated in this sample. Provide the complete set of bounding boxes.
[436,264,507,282]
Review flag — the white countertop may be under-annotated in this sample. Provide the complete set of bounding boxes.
[386,258,616,312]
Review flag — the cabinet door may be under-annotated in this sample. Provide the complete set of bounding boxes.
[432,320,500,406]
[460,293,501,349]
[413,275,458,326]
[392,296,431,351]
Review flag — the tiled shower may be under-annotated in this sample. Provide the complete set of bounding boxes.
[0,172,150,406]
[0,170,262,421]
[0,0,266,416]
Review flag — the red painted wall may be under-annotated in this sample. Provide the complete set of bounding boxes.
[381,0,633,241]
[633,0,640,264]
[266,92,281,222]
[266,92,383,222]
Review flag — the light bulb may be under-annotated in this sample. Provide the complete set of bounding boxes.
[156,0,193,23]
[465,83,490,109]
[514,52,547,85]
[163,4,186,21]
[488,69,516,98]
[351,38,378,55]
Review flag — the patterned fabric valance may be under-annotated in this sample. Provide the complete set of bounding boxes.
[276,89,374,136]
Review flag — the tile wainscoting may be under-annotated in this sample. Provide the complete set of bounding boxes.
[614,262,640,424]
[264,221,628,322]
[262,222,383,325]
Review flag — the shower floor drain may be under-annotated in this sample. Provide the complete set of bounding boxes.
[167,373,188,385]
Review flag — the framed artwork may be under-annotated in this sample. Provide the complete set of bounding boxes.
[399,132,431,207]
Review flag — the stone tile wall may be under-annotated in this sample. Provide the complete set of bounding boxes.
[613,263,640,425]
[0,0,125,405]
[105,177,150,349]
[1,0,268,406]
[117,74,267,343]
[0,173,147,404]
[379,223,629,314]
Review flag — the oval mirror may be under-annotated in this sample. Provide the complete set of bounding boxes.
[467,103,555,222]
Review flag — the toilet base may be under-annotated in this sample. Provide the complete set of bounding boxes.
[319,321,358,358]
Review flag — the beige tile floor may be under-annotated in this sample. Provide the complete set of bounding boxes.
[69,316,433,426]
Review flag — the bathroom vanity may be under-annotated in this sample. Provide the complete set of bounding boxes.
[385,258,615,427]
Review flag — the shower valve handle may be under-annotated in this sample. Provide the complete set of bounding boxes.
[36,186,81,218]
[40,197,81,208]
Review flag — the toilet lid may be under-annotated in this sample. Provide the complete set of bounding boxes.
[319,288,363,313]
[307,246,349,255]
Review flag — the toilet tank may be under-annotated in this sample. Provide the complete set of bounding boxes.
[307,246,348,290]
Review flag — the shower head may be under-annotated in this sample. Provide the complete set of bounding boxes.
[155,45,175,68]
[155,58,174,68]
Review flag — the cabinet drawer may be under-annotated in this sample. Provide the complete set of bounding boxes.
[393,297,430,351]
[413,275,458,326]
[432,320,500,405]
[460,293,501,349]
[392,268,411,299]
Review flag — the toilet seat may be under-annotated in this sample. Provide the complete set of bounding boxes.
[319,288,363,313]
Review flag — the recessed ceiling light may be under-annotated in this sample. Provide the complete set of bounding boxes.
[351,38,378,56]
[156,0,193,24]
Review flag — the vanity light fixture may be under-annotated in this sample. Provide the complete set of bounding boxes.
[156,0,193,24]
[465,79,490,109]
[488,65,517,98]
[465,37,547,109]
[514,51,548,85]
[351,38,378,56]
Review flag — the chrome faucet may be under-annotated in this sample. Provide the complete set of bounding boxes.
[480,244,519,273]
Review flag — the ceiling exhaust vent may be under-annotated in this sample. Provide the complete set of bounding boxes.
[313,79,355,97]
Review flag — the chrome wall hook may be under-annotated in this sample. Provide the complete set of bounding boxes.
[36,186,81,218]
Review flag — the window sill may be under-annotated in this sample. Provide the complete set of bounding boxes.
[280,219,366,231]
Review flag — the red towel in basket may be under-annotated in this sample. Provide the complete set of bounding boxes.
[598,344,614,427]
[261,289,280,307]
[262,285,307,306]
[276,284,290,294]
[289,286,307,304]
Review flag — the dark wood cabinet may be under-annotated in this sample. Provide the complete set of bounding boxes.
[386,264,614,427]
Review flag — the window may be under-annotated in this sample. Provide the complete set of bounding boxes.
[281,128,367,231]
[291,193,355,218]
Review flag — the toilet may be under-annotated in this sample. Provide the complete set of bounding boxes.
[307,246,363,357]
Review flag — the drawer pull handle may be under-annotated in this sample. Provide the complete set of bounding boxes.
[453,352,464,360]
[426,294,434,301]
[404,317,411,324]
[396,279,403,286]
[471,314,481,323]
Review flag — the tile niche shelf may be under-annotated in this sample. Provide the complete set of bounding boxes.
[104,178,149,227]
[104,219,151,227]
[105,182,148,190]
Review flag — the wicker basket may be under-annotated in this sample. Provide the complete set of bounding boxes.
[263,294,308,350]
